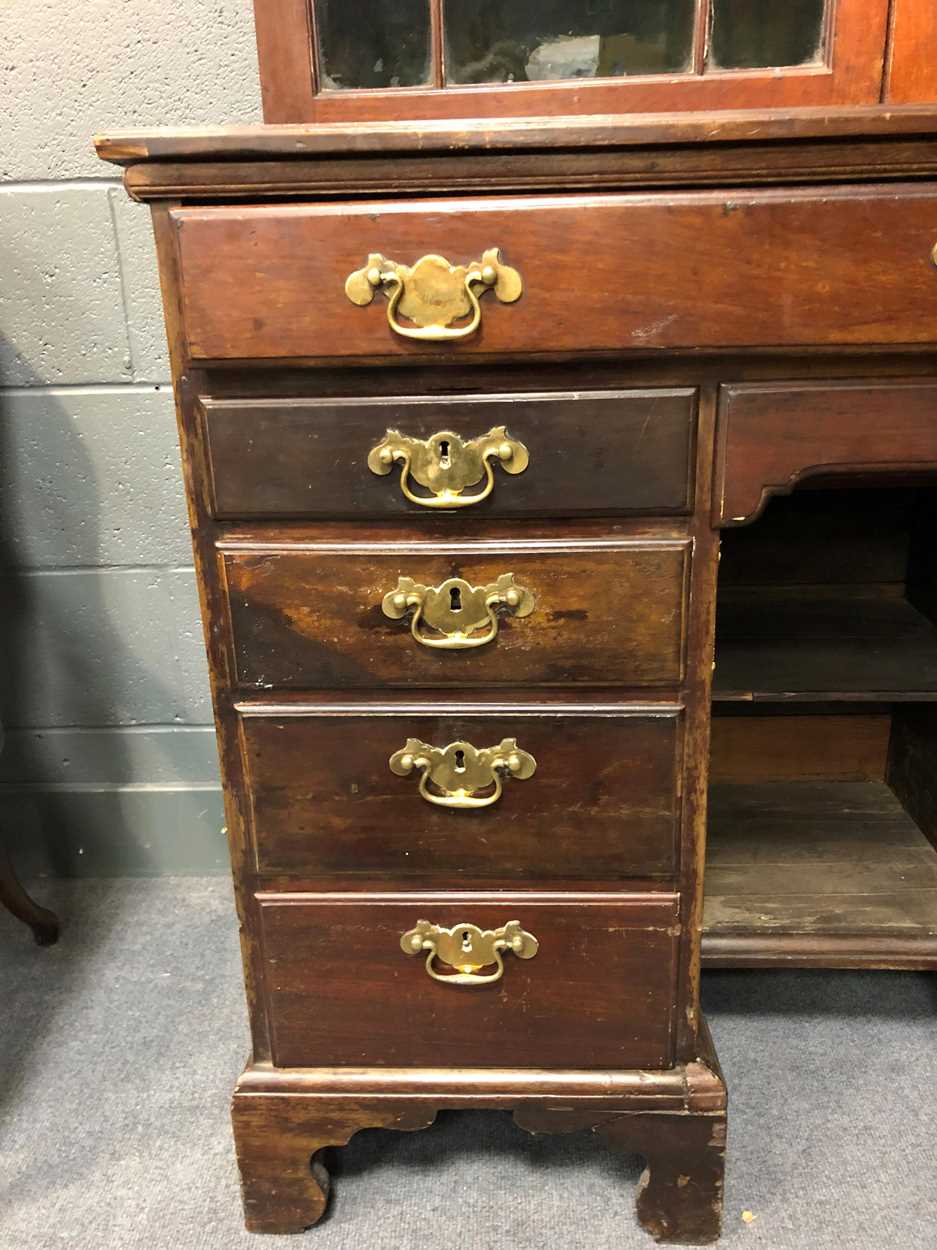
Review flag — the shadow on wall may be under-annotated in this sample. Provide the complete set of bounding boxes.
[0,346,187,879]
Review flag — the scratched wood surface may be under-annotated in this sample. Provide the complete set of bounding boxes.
[221,532,689,689]
[94,92,937,1242]
[239,705,683,878]
[202,389,696,519]
[703,780,937,969]
[257,893,681,1069]
[171,187,937,361]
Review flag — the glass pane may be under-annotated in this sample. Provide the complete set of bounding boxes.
[708,0,826,70]
[444,0,696,85]
[315,0,431,90]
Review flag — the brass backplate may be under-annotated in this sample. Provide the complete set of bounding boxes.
[367,426,529,508]
[400,919,539,986]
[345,248,522,341]
[389,737,536,808]
[382,573,534,649]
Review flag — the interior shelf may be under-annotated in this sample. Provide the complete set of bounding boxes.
[701,781,937,969]
[712,589,937,703]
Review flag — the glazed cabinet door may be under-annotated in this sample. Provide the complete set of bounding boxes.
[255,0,891,122]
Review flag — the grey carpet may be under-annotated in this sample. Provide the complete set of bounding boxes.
[1,878,935,1250]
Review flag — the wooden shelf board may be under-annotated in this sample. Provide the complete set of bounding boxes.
[702,781,937,970]
[713,591,937,703]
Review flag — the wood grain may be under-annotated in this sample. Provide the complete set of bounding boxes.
[221,531,690,689]
[256,892,681,1069]
[709,713,892,782]
[231,1049,726,1237]
[201,389,697,519]
[251,0,317,124]
[231,1092,435,1233]
[885,0,937,104]
[238,704,683,878]
[714,380,937,526]
[171,189,937,362]
[117,138,937,204]
[702,780,937,969]
[95,102,937,165]
[598,1111,725,1244]
[96,48,937,1244]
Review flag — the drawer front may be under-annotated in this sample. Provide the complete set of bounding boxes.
[222,534,690,689]
[202,390,696,519]
[174,187,937,360]
[715,380,937,526]
[258,893,680,1069]
[239,706,683,879]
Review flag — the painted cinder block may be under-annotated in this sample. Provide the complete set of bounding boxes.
[0,0,262,871]
[109,191,171,383]
[0,0,261,181]
[0,185,131,386]
[0,386,191,567]
[0,726,221,785]
[3,786,228,876]
[0,567,212,727]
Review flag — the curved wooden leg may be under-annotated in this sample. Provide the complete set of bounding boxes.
[231,1092,436,1234]
[0,840,59,945]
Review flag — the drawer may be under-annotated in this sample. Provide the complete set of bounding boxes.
[201,390,697,519]
[221,526,690,689]
[257,892,680,1069]
[238,703,683,880]
[173,187,937,360]
[715,380,937,526]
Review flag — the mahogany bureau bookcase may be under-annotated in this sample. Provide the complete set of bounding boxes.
[96,2,937,1243]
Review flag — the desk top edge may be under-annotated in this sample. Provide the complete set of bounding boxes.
[94,105,937,166]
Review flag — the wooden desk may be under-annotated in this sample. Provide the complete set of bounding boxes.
[97,111,937,1243]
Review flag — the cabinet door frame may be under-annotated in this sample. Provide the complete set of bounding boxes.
[253,0,890,123]
[886,0,937,104]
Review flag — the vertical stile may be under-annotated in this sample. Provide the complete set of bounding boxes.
[692,0,711,75]
[430,0,445,88]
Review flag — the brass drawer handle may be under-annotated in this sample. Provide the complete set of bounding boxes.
[382,574,534,650]
[400,920,539,986]
[368,426,529,509]
[345,249,522,342]
[389,738,536,809]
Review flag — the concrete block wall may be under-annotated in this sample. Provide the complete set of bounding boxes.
[1,0,263,874]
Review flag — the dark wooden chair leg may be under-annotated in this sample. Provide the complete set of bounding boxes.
[0,839,59,945]
[600,1111,727,1246]
[231,1092,436,1234]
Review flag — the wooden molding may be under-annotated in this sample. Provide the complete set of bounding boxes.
[714,381,937,527]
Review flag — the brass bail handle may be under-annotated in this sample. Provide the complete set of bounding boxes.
[400,920,539,986]
[381,574,535,650]
[367,426,529,509]
[389,738,536,810]
[345,248,523,342]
